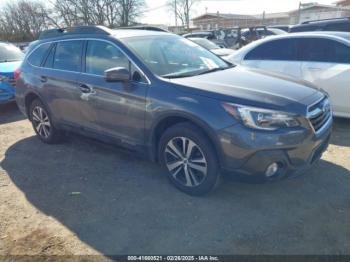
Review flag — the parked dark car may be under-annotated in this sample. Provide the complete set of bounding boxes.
[290,17,350,33]
[16,26,332,195]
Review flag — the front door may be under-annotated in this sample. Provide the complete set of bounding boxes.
[241,38,302,79]
[78,40,149,146]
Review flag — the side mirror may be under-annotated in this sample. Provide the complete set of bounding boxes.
[104,67,130,82]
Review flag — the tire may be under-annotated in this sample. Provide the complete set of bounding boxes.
[158,122,220,196]
[29,99,62,144]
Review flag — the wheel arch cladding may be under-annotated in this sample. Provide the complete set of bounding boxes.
[151,114,222,165]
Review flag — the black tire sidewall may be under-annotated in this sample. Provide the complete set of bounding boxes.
[159,123,220,196]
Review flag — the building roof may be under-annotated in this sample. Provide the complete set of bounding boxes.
[334,0,350,5]
[192,13,256,21]
[254,12,290,19]
[289,3,345,13]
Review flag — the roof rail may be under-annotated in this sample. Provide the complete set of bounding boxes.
[39,25,112,40]
[301,16,350,24]
[118,26,169,32]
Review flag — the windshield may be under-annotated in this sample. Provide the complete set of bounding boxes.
[121,35,231,78]
[0,43,23,62]
[189,38,220,50]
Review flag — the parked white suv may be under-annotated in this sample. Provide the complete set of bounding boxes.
[227,32,350,118]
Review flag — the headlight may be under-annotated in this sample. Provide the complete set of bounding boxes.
[222,103,300,131]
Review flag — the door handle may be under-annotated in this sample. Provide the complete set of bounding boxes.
[308,67,321,71]
[40,76,48,83]
[79,84,93,94]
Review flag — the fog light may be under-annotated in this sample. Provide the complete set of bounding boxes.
[265,163,279,177]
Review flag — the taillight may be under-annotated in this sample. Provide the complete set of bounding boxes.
[14,68,21,81]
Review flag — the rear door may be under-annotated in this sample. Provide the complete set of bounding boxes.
[78,39,149,146]
[40,40,86,126]
[299,37,350,117]
[241,38,303,79]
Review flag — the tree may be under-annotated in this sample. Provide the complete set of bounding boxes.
[51,0,146,28]
[167,0,199,30]
[0,0,147,42]
[0,0,56,41]
[117,0,146,26]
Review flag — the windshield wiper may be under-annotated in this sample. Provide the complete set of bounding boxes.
[196,67,225,76]
[162,65,235,79]
[196,64,236,76]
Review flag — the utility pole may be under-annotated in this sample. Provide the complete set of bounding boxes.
[217,11,220,29]
[297,1,302,24]
[186,0,190,30]
[175,0,178,27]
[262,11,265,26]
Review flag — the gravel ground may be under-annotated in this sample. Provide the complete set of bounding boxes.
[0,103,349,258]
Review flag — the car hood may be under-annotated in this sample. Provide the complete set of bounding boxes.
[211,48,235,57]
[0,61,21,77]
[169,65,324,114]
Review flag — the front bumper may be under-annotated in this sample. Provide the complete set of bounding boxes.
[217,117,332,180]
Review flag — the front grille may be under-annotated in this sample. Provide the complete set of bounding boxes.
[308,97,332,133]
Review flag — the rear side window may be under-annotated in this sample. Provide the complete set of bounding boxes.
[298,38,350,63]
[53,41,83,72]
[27,43,51,66]
[245,39,298,61]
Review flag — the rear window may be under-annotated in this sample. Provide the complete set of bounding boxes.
[245,39,298,61]
[28,43,51,66]
[53,41,83,72]
[0,43,23,63]
[298,38,350,63]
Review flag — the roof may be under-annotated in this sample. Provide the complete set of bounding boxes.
[38,26,173,41]
[258,31,350,42]
[255,12,290,19]
[192,13,256,21]
[112,29,172,39]
[334,0,350,5]
[289,3,344,14]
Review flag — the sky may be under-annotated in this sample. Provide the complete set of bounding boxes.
[141,0,338,25]
[0,0,339,26]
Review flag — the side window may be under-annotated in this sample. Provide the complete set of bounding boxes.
[85,40,129,76]
[245,39,298,61]
[298,38,350,63]
[27,43,51,66]
[324,22,350,32]
[53,41,83,72]
[333,41,350,63]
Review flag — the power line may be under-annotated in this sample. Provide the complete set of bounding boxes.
[135,4,168,15]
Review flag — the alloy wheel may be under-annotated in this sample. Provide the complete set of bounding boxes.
[32,106,51,139]
[164,137,208,187]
